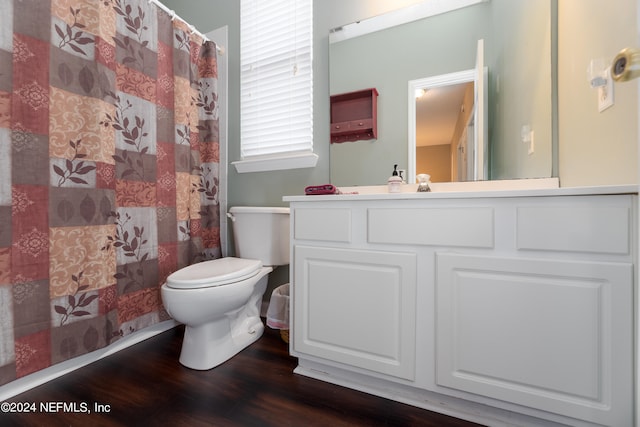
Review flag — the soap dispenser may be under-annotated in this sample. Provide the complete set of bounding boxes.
[388,164,403,193]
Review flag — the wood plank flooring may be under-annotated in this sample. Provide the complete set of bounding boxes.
[2,324,485,427]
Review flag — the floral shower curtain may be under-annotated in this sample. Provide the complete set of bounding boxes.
[0,0,221,387]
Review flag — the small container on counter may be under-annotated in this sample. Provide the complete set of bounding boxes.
[388,164,403,193]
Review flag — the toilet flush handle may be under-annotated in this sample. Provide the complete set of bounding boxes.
[226,212,235,222]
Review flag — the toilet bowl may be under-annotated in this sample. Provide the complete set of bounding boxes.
[160,207,290,370]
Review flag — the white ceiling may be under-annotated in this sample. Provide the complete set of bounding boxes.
[415,82,472,147]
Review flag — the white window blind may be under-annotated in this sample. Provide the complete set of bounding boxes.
[240,0,313,163]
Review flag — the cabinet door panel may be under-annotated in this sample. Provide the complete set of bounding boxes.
[436,253,633,425]
[294,246,416,380]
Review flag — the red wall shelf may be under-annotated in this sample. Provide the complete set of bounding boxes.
[330,88,378,143]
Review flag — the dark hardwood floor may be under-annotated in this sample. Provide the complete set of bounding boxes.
[2,323,485,427]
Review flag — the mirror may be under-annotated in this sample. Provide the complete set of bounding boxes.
[329,0,555,186]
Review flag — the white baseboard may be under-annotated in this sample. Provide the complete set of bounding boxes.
[0,319,179,401]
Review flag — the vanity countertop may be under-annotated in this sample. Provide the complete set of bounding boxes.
[284,180,638,202]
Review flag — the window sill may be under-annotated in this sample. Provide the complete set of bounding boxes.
[232,152,319,173]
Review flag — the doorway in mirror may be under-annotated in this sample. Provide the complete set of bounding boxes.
[408,40,487,184]
[415,81,474,182]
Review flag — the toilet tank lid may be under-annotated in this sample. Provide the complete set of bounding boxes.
[165,257,262,289]
[229,206,289,214]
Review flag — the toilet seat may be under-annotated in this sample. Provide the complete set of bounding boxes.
[165,257,262,289]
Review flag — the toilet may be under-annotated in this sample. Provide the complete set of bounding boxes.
[161,206,290,370]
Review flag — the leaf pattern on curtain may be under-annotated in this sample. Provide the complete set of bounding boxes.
[0,0,221,386]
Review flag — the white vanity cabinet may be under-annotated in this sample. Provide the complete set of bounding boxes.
[285,190,636,427]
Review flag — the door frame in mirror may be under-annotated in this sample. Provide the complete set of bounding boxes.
[408,69,476,184]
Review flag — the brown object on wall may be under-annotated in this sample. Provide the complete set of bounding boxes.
[330,88,378,143]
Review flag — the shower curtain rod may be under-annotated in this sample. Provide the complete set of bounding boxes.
[149,0,225,55]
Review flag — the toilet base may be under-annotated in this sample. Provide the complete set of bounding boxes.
[179,315,265,370]
[177,273,269,370]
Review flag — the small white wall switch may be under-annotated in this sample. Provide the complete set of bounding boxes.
[521,125,534,155]
[598,68,615,112]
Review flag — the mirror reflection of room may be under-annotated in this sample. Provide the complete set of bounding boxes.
[415,81,475,183]
[329,0,554,187]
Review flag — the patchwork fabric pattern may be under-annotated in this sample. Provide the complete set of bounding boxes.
[0,0,221,387]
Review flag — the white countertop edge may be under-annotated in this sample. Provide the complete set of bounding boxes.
[284,183,638,202]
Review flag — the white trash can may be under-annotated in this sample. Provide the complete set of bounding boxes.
[266,283,289,342]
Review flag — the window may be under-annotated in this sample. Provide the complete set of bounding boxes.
[235,0,316,173]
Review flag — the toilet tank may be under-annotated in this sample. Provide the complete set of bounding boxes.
[228,206,290,266]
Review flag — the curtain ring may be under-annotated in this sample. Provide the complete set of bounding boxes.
[170,10,176,21]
